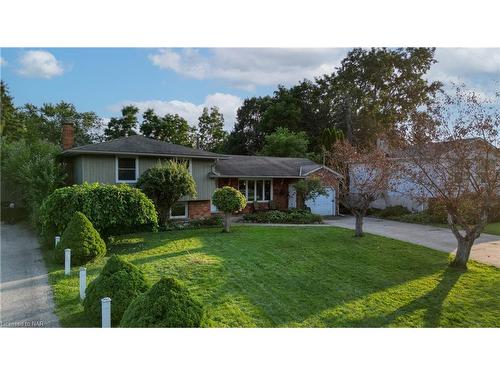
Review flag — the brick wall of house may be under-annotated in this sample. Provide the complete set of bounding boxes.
[215,170,340,214]
[188,200,211,219]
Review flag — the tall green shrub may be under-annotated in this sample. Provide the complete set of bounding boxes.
[121,277,204,328]
[83,255,149,327]
[38,183,158,244]
[136,160,196,225]
[55,211,106,265]
[1,139,66,224]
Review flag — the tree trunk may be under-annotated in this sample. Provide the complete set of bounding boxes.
[354,214,364,237]
[223,212,231,233]
[450,236,474,269]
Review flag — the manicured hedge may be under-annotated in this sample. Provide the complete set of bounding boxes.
[121,277,204,328]
[55,211,106,265]
[38,183,158,244]
[243,209,322,224]
[83,255,149,327]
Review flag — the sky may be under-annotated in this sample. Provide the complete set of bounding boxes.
[1,48,499,132]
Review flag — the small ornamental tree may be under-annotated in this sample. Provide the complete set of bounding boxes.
[292,177,328,210]
[120,277,204,328]
[83,255,149,327]
[212,186,247,232]
[137,160,197,225]
[401,85,500,269]
[327,140,397,237]
[55,211,106,265]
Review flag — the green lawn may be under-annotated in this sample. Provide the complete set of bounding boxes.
[44,226,500,328]
[484,222,500,235]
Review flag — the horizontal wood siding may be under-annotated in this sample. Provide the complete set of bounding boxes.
[189,159,216,201]
[82,155,115,184]
[77,156,216,201]
[74,157,83,184]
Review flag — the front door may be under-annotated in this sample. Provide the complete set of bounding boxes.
[288,185,297,209]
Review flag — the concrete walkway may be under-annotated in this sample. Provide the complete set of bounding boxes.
[0,223,59,327]
[325,216,500,268]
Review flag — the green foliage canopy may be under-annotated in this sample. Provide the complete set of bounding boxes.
[196,106,227,152]
[140,109,194,146]
[260,127,309,157]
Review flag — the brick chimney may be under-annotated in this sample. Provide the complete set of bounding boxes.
[62,119,75,150]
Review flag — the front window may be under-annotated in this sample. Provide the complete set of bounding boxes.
[238,179,272,202]
[117,157,137,182]
[170,202,188,218]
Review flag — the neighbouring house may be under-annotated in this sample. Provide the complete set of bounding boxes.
[61,123,341,219]
[353,138,500,212]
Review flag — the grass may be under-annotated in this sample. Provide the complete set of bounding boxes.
[43,226,500,328]
[371,212,500,236]
[484,222,500,235]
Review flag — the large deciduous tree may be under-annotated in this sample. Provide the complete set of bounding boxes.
[260,127,309,157]
[104,105,139,140]
[140,109,194,146]
[1,81,103,145]
[196,106,227,152]
[317,48,442,146]
[401,85,499,269]
[136,160,196,225]
[327,140,397,237]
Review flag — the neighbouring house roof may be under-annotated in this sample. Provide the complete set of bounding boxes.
[212,155,341,178]
[388,138,499,159]
[61,135,225,159]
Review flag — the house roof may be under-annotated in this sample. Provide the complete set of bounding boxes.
[212,155,338,178]
[61,135,224,159]
[388,138,499,159]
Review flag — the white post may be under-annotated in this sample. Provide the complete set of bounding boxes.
[79,267,87,300]
[55,236,61,248]
[101,297,111,328]
[64,248,71,276]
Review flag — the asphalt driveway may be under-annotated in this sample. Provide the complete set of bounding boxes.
[0,223,59,328]
[325,216,500,268]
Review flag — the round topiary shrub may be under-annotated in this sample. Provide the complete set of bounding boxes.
[120,277,204,328]
[212,186,247,232]
[83,255,149,327]
[55,211,106,265]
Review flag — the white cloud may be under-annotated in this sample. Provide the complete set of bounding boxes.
[428,48,500,99]
[0,57,6,66]
[17,50,64,79]
[149,48,348,90]
[110,93,243,131]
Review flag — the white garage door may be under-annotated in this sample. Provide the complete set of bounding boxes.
[305,188,335,216]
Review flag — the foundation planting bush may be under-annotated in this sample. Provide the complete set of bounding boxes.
[38,182,158,245]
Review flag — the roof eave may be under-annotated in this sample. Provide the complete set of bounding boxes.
[61,149,227,160]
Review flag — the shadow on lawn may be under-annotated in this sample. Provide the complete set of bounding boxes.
[346,267,464,327]
[107,228,459,327]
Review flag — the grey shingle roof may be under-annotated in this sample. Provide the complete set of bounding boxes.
[61,135,223,159]
[213,155,321,177]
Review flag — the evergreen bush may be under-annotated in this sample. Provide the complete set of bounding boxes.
[120,277,204,328]
[55,211,106,265]
[83,255,149,327]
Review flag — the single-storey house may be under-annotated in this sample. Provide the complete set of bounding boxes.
[61,124,341,219]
